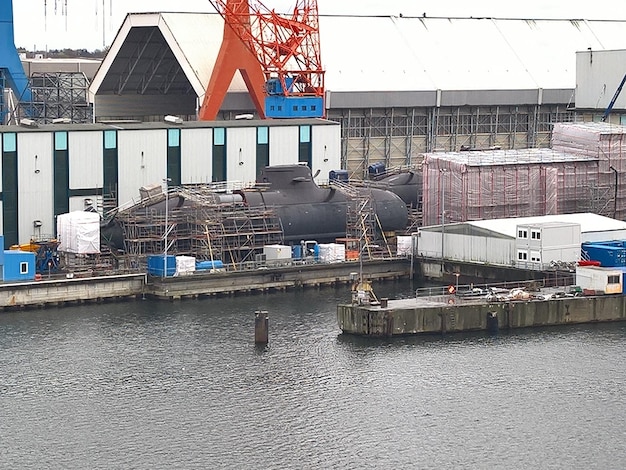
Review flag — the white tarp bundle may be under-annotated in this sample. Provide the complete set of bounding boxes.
[318,243,346,263]
[175,255,196,276]
[56,211,100,254]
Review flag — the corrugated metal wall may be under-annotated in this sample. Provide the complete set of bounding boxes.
[17,132,54,241]
[117,129,168,205]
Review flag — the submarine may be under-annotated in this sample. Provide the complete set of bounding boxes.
[101,164,409,253]
[243,164,409,243]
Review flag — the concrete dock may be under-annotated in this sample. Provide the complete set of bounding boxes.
[337,290,626,336]
[0,258,410,310]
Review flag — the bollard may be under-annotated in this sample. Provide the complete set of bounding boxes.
[255,310,269,344]
[380,298,388,308]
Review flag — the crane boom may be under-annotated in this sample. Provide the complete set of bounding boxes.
[201,0,325,119]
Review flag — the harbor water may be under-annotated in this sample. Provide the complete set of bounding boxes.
[1,279,625,469]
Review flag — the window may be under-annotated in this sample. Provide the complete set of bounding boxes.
[608,274,620,284]
[20,262,28,274]
[518,229,528,239]
[531,230,541,240]
[3,132,16,152]
[104,130,117,149]
[517,250,528,261]
[531,252,541,262]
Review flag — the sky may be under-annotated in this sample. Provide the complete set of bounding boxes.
[11,0,626,52]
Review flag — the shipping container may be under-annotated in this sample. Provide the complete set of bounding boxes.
[581,243,626,267]
[147,254,176,277]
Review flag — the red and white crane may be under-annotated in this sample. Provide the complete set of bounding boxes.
[199,0,325,119]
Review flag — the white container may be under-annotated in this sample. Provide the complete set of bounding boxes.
[263,244,292,261]
[318,243,345,263]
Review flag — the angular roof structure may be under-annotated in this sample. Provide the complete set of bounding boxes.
[89,12,626,115]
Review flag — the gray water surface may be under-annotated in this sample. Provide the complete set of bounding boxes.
[1,280,625,469]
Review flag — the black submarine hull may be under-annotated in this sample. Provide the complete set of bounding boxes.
[244,164,408,243]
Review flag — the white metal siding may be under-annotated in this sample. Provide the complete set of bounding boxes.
[18,132,54,242]
[227,127,257,185]
[181,128,212,184]
[69,131,103,189]
[311,124,341,183]
[576,50,626,111]
[118,130,167,206]
[416,230,514,266]
[269,126,299,165]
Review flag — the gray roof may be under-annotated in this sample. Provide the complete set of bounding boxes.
[89,12,626,109]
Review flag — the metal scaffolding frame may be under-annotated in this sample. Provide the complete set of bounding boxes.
[116,185,284,270]
[18,71,93,123]
[327,104,580,179]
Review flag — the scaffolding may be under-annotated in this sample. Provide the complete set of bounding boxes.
[421,148,605,226]
[17,72,93,123]
[330,179,379,260]
[115,185,284,269]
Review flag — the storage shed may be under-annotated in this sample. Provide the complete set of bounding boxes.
[415,213,626,268]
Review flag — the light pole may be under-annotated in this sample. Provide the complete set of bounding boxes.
[440,168,446,261]
[163,177,171,279]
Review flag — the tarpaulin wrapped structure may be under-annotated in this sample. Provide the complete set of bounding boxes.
[422,149,601,226]
[552,122,626,219]
[56,211,100,254]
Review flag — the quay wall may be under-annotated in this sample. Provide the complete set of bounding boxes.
[337,295,626,336]
[0,274,146,309]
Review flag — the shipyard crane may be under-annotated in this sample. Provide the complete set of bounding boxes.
[200,0,325,120]
[601,72,626,122]
[0,0,33,123]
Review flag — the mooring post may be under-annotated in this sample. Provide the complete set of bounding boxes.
[255,310,269,344]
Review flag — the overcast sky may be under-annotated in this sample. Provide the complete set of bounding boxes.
[12,0,626,51]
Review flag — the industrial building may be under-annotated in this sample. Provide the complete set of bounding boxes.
[0,118,340,248]
[415,213,626,269]
[87,12,626,176]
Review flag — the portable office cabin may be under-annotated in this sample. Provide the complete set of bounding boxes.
[3,250,36,282]
[575,265,623,294]
[515,222,581,269]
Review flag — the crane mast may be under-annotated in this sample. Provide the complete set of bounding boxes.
[200,0,325,119]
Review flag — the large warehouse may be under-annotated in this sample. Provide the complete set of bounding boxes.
[88,12,626,176]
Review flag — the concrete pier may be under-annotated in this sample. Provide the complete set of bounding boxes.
[0,274,146,310]
[337,294,626,336]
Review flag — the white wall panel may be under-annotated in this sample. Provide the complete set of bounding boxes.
[18,132,54,242]
[311,123,341,183]
[181,128,212,184]
[69,131,103,189]
[118,130,167,205]
[227,127,257,185]
[269,126,299,166]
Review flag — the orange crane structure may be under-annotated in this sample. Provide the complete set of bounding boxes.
[199,0,325,120]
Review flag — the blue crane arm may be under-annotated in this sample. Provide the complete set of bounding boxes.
[602,73,626,122]
[0,0,32,102]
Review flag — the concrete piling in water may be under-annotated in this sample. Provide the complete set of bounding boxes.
[255,310,269,344]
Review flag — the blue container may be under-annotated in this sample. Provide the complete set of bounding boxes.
[581,243,626,267]
[3,250,35,282]
[368,162,386,177]
[195,260,224,271]
[329,170,349,182]
[147,254,176,277]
